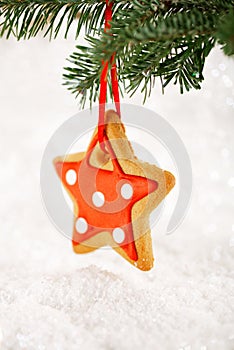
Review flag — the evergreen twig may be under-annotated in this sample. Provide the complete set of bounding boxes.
[0,0,233,105]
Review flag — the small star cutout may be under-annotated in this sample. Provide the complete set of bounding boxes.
[54,110,175,270]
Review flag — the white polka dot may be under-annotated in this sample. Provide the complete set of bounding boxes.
[75,217,88,234]
[113,228,125,243]
[121,183,133,199]
[65,169,77,185]
[92,191,105,207]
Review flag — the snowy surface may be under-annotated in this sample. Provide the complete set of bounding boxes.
[0,33,234,350]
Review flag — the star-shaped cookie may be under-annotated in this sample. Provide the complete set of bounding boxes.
[54,110,175,271]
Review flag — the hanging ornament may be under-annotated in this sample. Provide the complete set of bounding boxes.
[53,0,175,271]
[54,110,175,271]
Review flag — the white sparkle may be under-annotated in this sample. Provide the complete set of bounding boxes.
[229,236,234,247]
[226,97,234,107]
[212,69,219,78]
[0,328,2,348]
[221,148,230,158]
[210,171,219,181]
[219,63,226,71]
[207,224,217,233]
[222,75,233,88]
[228,177,234,187]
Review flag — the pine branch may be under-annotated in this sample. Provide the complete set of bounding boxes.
[64,0,234,105]
[0,0,233,105]
[216,8,234,55]
[0,0,108,39]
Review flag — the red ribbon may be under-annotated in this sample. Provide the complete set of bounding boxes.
[98,0,120,153]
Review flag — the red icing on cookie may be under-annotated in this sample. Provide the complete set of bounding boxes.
[54,132,158,262]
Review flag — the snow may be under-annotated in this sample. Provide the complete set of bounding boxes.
[0,34,234,350]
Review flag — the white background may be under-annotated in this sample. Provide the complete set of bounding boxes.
[0,29,234,350]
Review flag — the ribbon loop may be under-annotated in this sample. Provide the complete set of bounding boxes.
[98,0,120,153]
